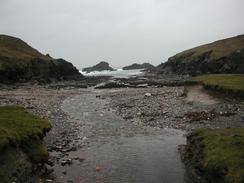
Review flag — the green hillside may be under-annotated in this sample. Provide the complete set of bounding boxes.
[0,35,48,61]
[0,35,82,83]
[157,35,244,75]
[175,35,244,61]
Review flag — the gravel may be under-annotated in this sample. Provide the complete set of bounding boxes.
[101,86,244,130]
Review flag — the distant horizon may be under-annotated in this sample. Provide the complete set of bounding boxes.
[1,0,244,68]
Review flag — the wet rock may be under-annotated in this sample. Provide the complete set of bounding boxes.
[45,167,54,175]
[136,84,149,88]
[95,166,102,172]
[95,81,132,89]
[67,179,74,183]
[46,179,53,183]
[60,159,73,166]
[46,160,54,167]
[144,93,152,97]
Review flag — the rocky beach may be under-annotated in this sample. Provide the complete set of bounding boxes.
[0,77,243,182]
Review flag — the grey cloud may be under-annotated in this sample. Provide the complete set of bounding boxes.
[0,0,244,68]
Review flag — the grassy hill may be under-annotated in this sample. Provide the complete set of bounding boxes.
[175,35,244,61]
[0,35,82,83]
[0,35,46,61]
[157,35,244,75]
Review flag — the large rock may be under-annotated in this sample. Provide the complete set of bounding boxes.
[156,35,244,75]
[82,61,115,73]
[123,63,154,70]
[0,35,83,83]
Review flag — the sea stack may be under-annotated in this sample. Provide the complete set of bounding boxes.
[82,61,115,73]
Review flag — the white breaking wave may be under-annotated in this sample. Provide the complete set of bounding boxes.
[80,69,144,78]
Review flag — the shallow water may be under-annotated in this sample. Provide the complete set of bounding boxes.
[52,89,188,183]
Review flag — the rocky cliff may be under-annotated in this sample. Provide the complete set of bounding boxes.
[156,35,244,75]
[0,35,82,83]
[82,61,115,73]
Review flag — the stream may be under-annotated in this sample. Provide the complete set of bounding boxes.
[49,85,244,183]
[52,89,188,183]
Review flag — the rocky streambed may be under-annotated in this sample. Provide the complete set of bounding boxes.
[102,85,244,130]
[0,83,243,183]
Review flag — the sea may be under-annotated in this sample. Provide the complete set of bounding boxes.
[79,69,144,78]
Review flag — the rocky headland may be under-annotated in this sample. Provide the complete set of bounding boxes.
[155,35,244,75]
[0,35,83,84]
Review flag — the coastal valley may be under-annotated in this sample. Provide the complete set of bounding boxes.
[0,34,244,183]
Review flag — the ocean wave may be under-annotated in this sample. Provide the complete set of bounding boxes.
[79,69,143,78]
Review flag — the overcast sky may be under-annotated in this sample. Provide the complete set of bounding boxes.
[0,0,244,68]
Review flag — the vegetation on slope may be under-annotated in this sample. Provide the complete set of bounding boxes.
[157,35,244,75]
[192,74,244,97]
[0,106,51,162]
[0,35,48,61]
[175,35,244,61]
[0,35,82,83]
[186,128,244,183]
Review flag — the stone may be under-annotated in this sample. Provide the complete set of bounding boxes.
[46,179,53,182]
[95,166,102,172]
[60,159,73,166]
[145,93,152,97]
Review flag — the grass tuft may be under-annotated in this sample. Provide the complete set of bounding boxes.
[0,106,51,162]
[188,128,244,183]
[192,74,244,96]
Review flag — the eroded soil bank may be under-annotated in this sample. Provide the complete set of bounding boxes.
[0,84,243,182]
